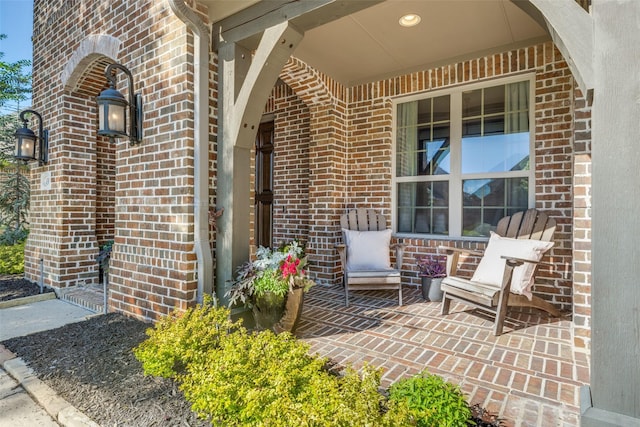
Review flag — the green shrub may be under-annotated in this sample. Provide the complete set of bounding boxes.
[135,300,412,426]
[389,370,472,427]
[0,241,25,274]
[134,296,238,379]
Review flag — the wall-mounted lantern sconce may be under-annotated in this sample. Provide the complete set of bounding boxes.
[14,109,49,165]
[96,63,143,146]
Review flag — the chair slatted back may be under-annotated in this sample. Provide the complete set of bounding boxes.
[340,208,387,231]
[495,209,555,242]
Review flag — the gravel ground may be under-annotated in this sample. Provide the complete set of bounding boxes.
[1,278,208,426]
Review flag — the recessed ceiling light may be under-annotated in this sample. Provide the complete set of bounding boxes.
[399,13,421,27]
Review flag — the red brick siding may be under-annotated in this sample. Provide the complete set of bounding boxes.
[572,88,592,351]
[269,84,311,247]
[268,42,577,311]
[28,0,591,329]
[28,0,210,320]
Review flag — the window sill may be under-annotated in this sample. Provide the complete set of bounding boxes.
[392,233,489,244]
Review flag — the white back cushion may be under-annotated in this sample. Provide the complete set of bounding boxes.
[471,232,554,299]
[343,228,392,271]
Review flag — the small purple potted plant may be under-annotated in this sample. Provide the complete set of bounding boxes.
[415,255,447,301]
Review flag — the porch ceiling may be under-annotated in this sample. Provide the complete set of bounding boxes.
[202,0,550,87]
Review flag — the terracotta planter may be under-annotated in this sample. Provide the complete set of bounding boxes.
[421,277,444,302]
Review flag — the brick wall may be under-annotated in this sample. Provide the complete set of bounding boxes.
[28,0,211,320]
[267,42,579,311]
[29,0,591,327]
[572,88,592,351]
[277,59,350,283]
[267,83,311,248]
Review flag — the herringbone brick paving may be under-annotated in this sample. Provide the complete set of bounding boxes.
[297,285,589,427]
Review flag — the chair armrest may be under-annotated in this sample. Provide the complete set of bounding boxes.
[438,245,484,257]
[335,244,347,270]
[391,242,406,270]
[439,245,483,276]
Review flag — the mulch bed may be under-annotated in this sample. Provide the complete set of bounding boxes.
[0,276,54,301]
[0,277,208,426]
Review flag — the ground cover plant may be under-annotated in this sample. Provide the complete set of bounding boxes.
[0,240,25,274]
[135,297,504,426]
[134,297,411,426]
[388,370,471,426]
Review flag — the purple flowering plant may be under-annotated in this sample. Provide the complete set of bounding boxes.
[415,255,447,278]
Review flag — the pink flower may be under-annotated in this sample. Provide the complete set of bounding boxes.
[281,255,300,278]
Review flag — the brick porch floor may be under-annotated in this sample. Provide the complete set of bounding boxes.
[296,284,589,427]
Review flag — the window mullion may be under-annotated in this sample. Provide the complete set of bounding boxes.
[449,91,463,237]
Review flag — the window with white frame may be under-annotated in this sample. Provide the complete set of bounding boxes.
[393,76,534,238]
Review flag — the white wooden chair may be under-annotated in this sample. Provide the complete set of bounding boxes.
[440,209,562,335]
[336,208,405,307]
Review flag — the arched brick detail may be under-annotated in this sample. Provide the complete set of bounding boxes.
[274,57,349,285]
[61,35,121,92]
[63,56,117,250]
[24,50,117,291]
[279,57,343,108]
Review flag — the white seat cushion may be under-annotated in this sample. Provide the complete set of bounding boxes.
[347,269,400,278]
[442,276,499,300]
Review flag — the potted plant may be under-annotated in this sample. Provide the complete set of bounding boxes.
[227,240,314,332]
[415,254,446,302]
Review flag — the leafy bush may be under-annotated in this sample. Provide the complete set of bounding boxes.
[135,299,505,426]
[135,300,411,426]
[389,370,472,427]
[0,240,25,274]
[134,296,237,379]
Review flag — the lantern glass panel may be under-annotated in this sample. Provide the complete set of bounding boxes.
[15,134,36,160]
[97,99,127,137]
[108,103,126,133]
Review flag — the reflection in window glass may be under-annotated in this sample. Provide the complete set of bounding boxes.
[397,182,449,235]
[462,81,529,175]
[395,78,532,237]
[462,177,528,236]
[462,133,529,174]
[396,95,450,177]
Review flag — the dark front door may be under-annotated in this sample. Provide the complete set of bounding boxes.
[255,121,274,248]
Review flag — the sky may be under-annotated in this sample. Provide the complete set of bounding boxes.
[0,0,34,113]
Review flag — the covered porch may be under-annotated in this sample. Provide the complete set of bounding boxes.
[298,286,588,426]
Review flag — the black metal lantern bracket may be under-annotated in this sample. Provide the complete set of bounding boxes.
[14,109,49,165]
[96,63,143,146]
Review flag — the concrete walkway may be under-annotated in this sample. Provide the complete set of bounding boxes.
[0,298,97,341]
[0,297,99,427]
